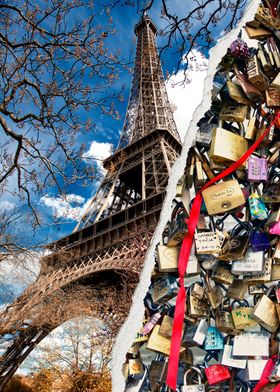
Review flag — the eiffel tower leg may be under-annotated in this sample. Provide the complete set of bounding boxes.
[0,232,152,388]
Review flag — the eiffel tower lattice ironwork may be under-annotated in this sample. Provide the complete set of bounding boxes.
[0,14,181,389]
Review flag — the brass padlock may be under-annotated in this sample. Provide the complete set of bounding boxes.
[246,55,269,91]
[202,180,245,216]
[219,104,248,123]
[158,314,185,339]
[216,299,237,335]
[202,271,223,309]
[266,87,280,107]
[231,299,257,330]
[128,357,144,375]
[188,288,210,319]
[209,120,248,167]
[146,324,185,356]
[245,109,259,140]
[226,279,248,301]
[218,222,251,261]
[253,285,279,333]
[211,264,234,285]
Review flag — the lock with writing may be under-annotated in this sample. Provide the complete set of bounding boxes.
[209,120,248,167]
[246,55,270,91]
[201,179,245,216]
[211,263,234,286]
[181,367,205,392]
[231,299,257,330]
[150,274,178,305]
[231,248,264,275]
[253,285,279,333]
[248,155,268,182]
[218,221,251,261]
[194,218,223,256]
[148,354,168,386]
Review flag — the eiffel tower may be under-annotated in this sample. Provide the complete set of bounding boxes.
[0,13,181,389]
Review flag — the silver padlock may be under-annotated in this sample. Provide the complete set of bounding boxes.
[181,366,205,392]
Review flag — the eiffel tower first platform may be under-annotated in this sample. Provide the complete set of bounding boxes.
[0,14,181,389]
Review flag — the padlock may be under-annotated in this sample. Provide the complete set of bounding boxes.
[194,148,215,181]
[247,359,268,381]
[188,289,210,319]
[157,244,179,273]
[219,104,248,123]
[246,55,270,91]
[262,183,280,203]
[215,299,237,335]
[221,337,247,369]
[125,363,148,392]
[245,109,259,140]
[128,357,144,376]
[150,275,178,305]
[249,190,269,220]
[202,179,245,216]
[243,256,272,284]
[233,65,264,104]
[250,230,270,252]
[195,116,217,148]
[211,264,234,285]
[194,230,222,255]
[202,271,223,309]
[247,155,268,182]
[192,319,209,346]
[226,279,248,301]
[204,363,231,386]
[148,355,168,385]
[181,366,205,392]
[258,42,276,77]
[176,175,186,197]
[147,324,185,356]
[218,222,251,261]
[229,33,250,58]
[266,87,280,106]
[231,249,264,275]
[253,285,279,333]
[159,315,185,339]
[191,282,205,300]
[226,78,252,106]
[232,331,270,358]
[167,206,188,246]
[203,325,224,351]
[271,71,280,88]
[231,299,257,330]
[209,120,248,167]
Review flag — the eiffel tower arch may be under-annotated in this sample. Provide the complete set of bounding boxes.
[0,14,181,389]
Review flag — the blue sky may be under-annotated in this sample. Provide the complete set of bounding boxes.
[0,1,246,247]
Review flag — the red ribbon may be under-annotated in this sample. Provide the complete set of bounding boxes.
[253,355,280,392]
[166,113,280,390]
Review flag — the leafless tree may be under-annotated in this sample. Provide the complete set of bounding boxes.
[108,0,247,79]
[0,0,126,225]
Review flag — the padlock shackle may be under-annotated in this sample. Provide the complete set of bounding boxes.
[183,366,203,386]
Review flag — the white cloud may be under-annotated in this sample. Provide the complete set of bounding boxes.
[0,200,16,211]
[166,50,209,140]
[40,194,91,222]
[83,140,112,165]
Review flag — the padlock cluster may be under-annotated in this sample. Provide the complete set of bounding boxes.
[124,2,280,391]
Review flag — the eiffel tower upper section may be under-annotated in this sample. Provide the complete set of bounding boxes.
[118,13,180,148]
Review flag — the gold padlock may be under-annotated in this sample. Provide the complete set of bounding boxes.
[211,264,234,285]
[253,286,279,333]
[147,324,185,356]
[246,55,269,92]
[209,120,248,168]
[219,104,248,123]
[226,280,248,301]
[231,300,257,330]
[266,88,280,107]
[158,315,185,339]
[202,179,245,216]
[128,358,144,375]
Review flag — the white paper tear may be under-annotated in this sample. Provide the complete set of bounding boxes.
[112,1,260,390]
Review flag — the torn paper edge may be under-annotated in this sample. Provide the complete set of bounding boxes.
[112,1,260,390]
